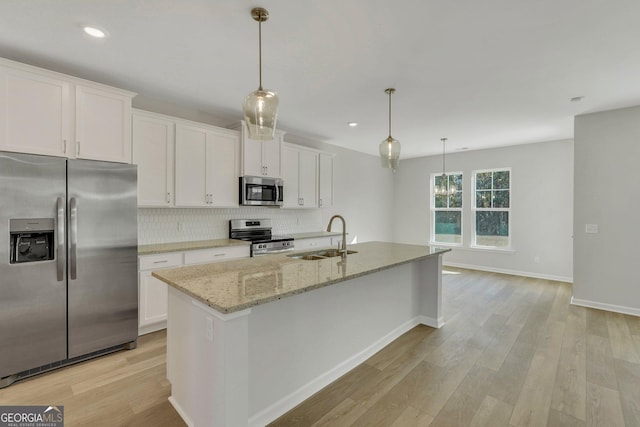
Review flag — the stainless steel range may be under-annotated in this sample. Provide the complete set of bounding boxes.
[229,219,294,256]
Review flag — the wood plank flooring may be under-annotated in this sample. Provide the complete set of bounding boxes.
[0,330,186,427]
[0,268,638,426]
[270,268,640,427]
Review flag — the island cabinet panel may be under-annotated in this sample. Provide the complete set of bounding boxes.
[132,110,175,206]
[0,58,135,162]
[281,143,318,208]
[175,121,240,208]
[157,242,449,427]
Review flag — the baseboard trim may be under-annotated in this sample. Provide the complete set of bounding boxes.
[418,315,444,328]
[168,396,194,427]
[138,321,166,336]
[570,297,640,317]
[248,316,421,427]
[443,261,573,283]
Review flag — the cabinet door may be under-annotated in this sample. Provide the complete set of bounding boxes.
[75,85,132,163]
[298,149,318,208]
[175,124,207,206]
[319,153,334,208]
[262,137,282,178]
[0,67,71,157]
[132,112,175,206]
[281,145,300,208]
[139,271,169,328]
[242,136,264,176]
[206,129,239,207]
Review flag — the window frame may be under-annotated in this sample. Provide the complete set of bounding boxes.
[430,171,464,247]
[471,167,512,250]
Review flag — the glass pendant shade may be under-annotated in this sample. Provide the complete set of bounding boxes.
[380,88,400,171]
[379,136,401,170]
[243,7,278,141]
[243,88,279,140]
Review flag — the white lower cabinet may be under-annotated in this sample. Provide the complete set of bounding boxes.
[138,253,182,335]
[138,245,250,335]
[294,236,334,251]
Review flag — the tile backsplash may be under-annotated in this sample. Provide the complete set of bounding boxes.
[138,207,324,245]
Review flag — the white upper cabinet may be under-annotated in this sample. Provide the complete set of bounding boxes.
[175,121,239,208]
[235,120,284,178]
[0,58,135,162]
[132,110,175,207]
[282,143,318,209]
[75,85,132,163]
[318,153,334,208]
[0,65,71,157]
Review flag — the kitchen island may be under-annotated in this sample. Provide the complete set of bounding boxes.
[153,241,449,427]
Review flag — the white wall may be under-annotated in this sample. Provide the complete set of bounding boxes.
[393,140,574,282]
[134,99,395,245]
[573,106,640,316]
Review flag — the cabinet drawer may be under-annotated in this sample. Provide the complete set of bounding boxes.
[295,237,334,251]
[139,252,182,271]
[183,246,249,265]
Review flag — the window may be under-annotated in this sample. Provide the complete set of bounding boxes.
[431,173,463,244]
[472,168,511,248]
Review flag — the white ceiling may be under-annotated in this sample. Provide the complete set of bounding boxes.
[2,0,640,158]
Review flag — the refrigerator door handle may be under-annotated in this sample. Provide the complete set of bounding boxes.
[56,197,65,281]
[69,197,78,280]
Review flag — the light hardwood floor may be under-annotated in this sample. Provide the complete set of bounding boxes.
[1,268,638,426]
[270,268,640,427]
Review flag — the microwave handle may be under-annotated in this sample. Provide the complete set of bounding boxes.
[275,182,280,204]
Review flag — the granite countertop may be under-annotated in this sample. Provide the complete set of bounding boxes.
[153,241,450,314]
[138,239,250,256]
[290,231,343,240]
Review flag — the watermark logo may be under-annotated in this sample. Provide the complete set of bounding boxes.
[0,405,64,427]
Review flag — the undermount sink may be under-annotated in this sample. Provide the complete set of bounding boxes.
[288,249,358,260]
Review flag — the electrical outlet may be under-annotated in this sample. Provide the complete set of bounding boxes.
[534,256,541,264]
[205,317,214,342]
[585,224,598,234]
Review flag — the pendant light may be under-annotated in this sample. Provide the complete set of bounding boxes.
[379,88,401,171]
[242,7,279,140]
[434,137,455,196]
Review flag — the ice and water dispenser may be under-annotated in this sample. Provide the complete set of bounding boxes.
[9,218,55,264]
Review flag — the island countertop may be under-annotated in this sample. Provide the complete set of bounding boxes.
[152,241,450,314]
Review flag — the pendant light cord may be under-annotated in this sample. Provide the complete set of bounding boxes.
[388,91,392,138]
[258,19,263,90]
[442,138,446,175]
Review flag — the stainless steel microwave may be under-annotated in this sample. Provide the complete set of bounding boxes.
[239,176,284,207]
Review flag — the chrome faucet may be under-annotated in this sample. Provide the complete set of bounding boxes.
[327,214,347,256]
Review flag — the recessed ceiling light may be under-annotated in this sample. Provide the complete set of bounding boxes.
[347,122,358,127]
[83,26,108,38]
[570,96,584,102]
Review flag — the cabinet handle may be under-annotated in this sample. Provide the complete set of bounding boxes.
[153,260,168,264]
[214,253,225,257]
[76,141,80,157]
[301,197,304,205]
[63,139,67,154]
[167,192,171,204]
[319,198,323,207]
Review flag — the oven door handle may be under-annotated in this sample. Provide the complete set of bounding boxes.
[263,247,295,254]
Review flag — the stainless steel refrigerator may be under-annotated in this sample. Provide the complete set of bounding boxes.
[0,151,138,387]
